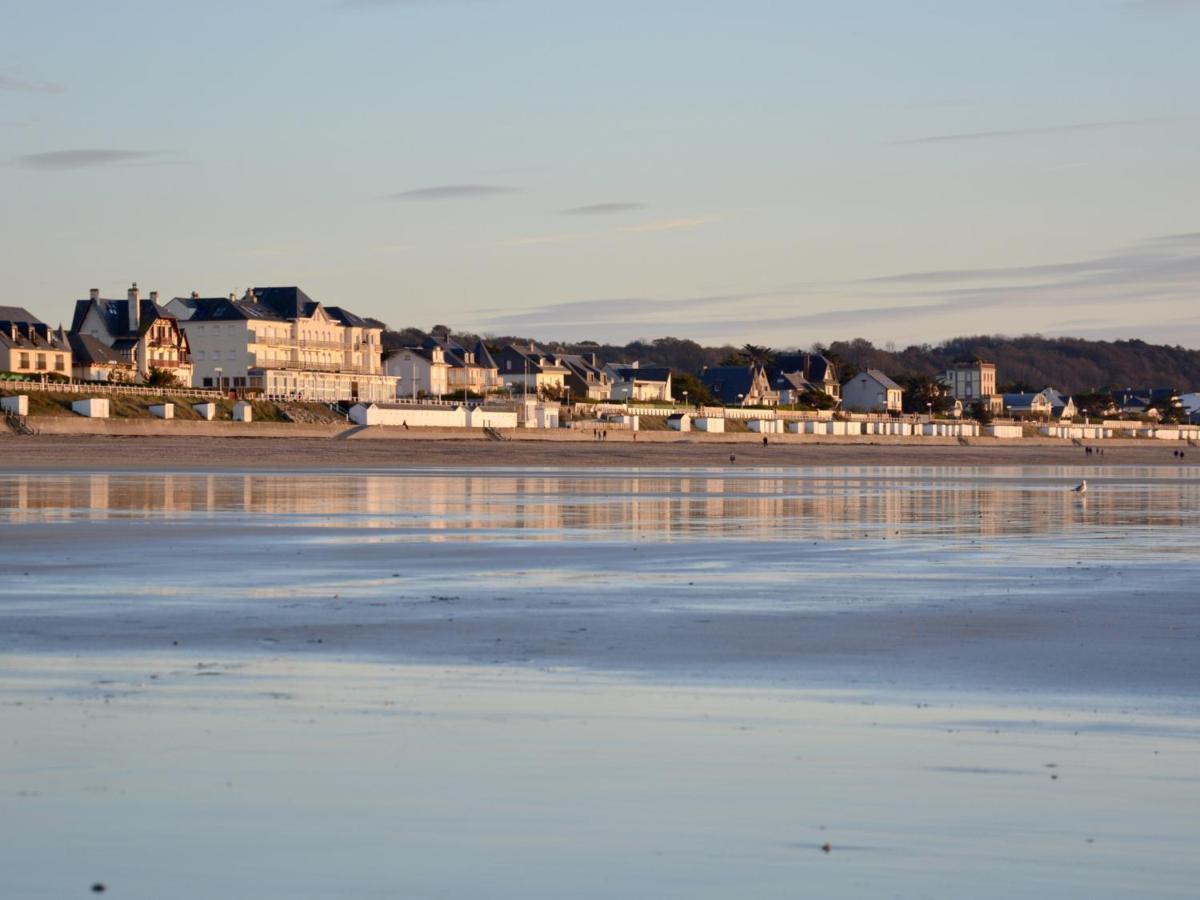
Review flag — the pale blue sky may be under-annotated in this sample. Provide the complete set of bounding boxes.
[3,0,1199,347]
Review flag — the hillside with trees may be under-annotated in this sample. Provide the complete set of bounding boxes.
[382,327,1200,395]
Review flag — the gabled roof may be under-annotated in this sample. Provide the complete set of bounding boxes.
[65,331,126,365]
[771,371,808,391]
[473,340,498,369]
[772,353,835,383]
[701,365,759,405]
[70,297,171,336]
[864,369,901,390]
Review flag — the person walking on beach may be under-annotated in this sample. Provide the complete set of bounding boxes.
[762,436,768,447]
[729,453,736,464]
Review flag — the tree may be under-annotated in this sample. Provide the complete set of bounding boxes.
[969,399,994,424]
[146,367,180,388]
[670,371,713,405]
[738,344,776,368]
[899,376,952,415]
[430,324,452,341]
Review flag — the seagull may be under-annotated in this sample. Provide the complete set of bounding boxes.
[1072,479,1088,494]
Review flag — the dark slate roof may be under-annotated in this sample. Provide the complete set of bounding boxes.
[1001,392,1043,408]
[701,366,757,405]
[771,371,808,392]
[610,365,670,383]
[0,306,43,325]
[473,340,498,370]
[250,287,320,320]
[771,353,835,383]
[326,306,369,327]
[1041,388,1069,407]
[66,331,125,365]
[70,298,169,336]
[2,310,66,351]
[184,297,287,322]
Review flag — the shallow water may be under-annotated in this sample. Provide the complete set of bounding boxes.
[1,468,1198,897]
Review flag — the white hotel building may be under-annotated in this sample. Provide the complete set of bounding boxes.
[167,287,399,403]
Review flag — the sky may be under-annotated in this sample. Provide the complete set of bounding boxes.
[3,0,1199,349]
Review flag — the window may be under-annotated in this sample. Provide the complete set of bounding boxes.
[55,356,65,372]
[202,377,212,387]
[36,353,46,370]
[19,352,29,368]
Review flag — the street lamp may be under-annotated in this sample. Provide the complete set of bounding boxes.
[682,389,688,408]
[214,366,223,393]
[926,401,933,422]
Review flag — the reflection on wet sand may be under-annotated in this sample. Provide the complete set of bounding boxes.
[1,470,1198,544]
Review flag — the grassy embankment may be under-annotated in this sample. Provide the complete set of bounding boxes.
[0,389,342,424]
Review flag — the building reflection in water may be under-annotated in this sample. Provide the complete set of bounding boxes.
[0,470,1197,547]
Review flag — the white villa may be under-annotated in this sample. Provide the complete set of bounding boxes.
[842,369,904,413]
[384,337,502,399]
[605,362,673,402]
[167,287,398,402]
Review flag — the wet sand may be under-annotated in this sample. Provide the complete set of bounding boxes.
[2,469,1198,897]
[1,431,1194,469]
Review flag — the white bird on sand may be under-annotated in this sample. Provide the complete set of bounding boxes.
[1072,479,1088,494]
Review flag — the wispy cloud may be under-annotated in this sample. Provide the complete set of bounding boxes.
[499,234,575,247]
[0,74,64,95]
[559,202,646,216]
[473,230,1200,346]
[16,149,168,170]
[389,184,518,201]
[893,117,1168,145]
[621,215,719,234]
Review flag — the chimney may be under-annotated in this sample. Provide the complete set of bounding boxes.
[149,290,159,304]
[127,282,141,333]
[89,288,100,301]
[190,291,199,300]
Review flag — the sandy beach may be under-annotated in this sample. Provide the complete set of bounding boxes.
[1,431,1195,469]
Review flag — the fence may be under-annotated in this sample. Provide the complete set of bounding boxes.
[0,376,223,401]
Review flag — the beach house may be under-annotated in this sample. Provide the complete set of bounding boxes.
[842,369,904,413]
[0,307,71,379]
[940,360,1003,414]
[769,353,841,405]
[493,343,569,398]
[168,287,397,402]
[385,337,502,399]
[605,362,672,402]
[700,364,776,406]
[71,284,192,385]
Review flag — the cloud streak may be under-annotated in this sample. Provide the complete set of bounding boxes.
[16,149,167,170]
[0,74,64,95]
[559,202,646,216]
[473,230,1200,346]
[621,215,719,234]
[389,184,518,201]
[893,117,1168,145]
